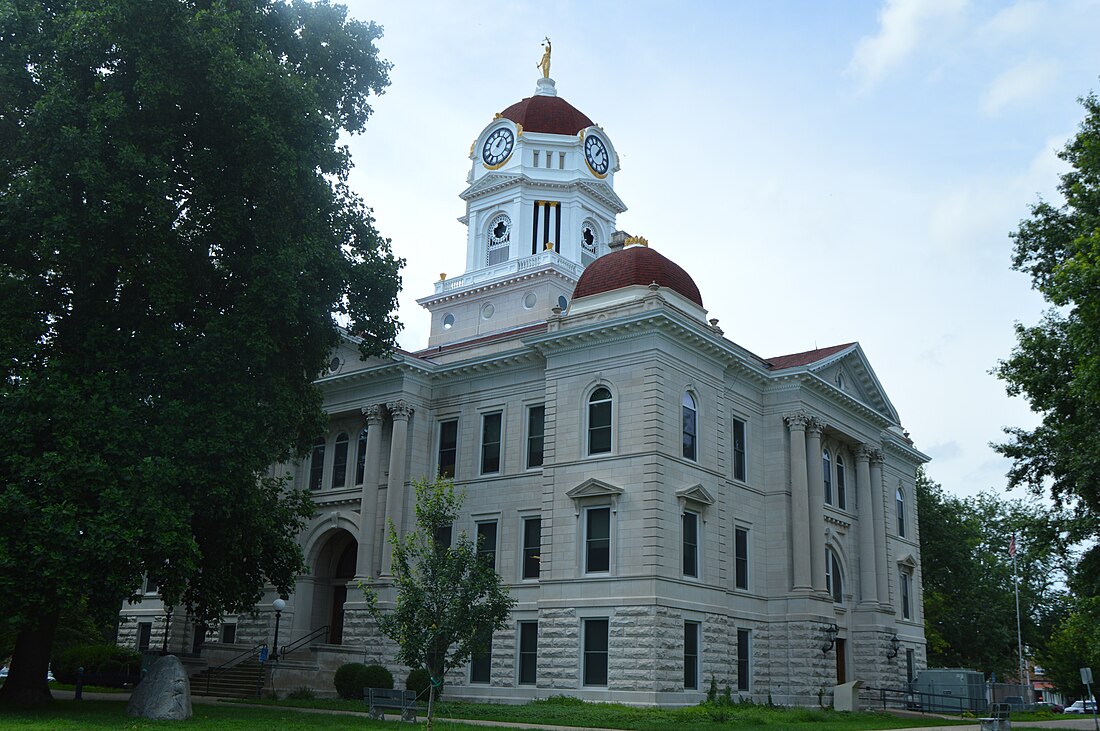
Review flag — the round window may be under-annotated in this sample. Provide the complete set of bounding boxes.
[481,303,495,320]
[523,292,537,309]
[442,313,455,330]
[557,295,568,311]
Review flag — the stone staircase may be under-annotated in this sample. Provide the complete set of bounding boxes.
[190,657,265,698]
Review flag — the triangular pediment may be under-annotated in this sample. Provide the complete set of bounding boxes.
[459,172,521,201]
[675,483,716,507]
[806,344,899,423]
[566,478,624,501]
[897,552,918,570]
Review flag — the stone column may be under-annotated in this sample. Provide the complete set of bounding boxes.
[549,202,559,251]
[806,419,826,595]
[786,413,812,592]
[380,400,413,576]
[855,445,878,605]
[289,576,317,641]
[356,405,385,580]
[534,201,545,250]
[869,450,889,607]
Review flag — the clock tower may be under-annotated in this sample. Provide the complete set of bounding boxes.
[417,52,627,347]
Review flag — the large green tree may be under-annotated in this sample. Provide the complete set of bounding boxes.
[995,91,1100,558]
[0,0,401,705]
[364,479,515,730]
[918,470,1070,677]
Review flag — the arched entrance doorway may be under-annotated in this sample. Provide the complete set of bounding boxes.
[312,529,357,645]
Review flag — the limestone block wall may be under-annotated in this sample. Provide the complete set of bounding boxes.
[539,607,579,689]
[702,613,733,690]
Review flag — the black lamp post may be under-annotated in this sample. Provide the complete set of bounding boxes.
[821,623,839,655]
[887,633,901,659]
[272,598,286,663]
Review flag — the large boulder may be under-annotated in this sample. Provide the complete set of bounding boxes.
[126,654,192,720]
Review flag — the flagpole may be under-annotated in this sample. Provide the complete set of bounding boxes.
[1012,533,1029,696]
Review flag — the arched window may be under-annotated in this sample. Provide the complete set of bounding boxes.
[682,392,697,461]
[588,387,612,455]
[896,488,906,537]
[823,448,833,505]
[581,220,599,266]
[825,549,843,604]
[487,213,511,265]
[331,432,349,489]
[835,454,847,510]
[308,438,325,491]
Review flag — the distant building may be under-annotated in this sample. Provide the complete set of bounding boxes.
[120,67,928,705]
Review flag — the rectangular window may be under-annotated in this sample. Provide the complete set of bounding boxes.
[331,433,349,489]
[477,520,498,570]
[585,507,611,573]
[470,638,492,684]
[583,618,609,686]
[355,428,368,484]
[526,404,545,468]
[732,418,747,481]
[736,628,751,691]
[308,440,325,491]
[532,150,539,167]
[220,622,236,644]
[434,524,453,551]
[906,648,915,684]
[481,412,502,474]
[558,152,565,169]
[684,621,700,690]
[438,419,458,479]
[143,576,158,595]
[522,517,541,580]
[545,151,552,167]
[901,572,911,620]
[137,622,152,651]
[734,527,749,590]
[519,621,538,685]
[682,512,699,578]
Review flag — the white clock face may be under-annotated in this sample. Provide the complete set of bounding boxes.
[584,133,610,176]
[482,127,514,168]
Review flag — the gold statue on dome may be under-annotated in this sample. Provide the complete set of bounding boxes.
[537,37,552,78]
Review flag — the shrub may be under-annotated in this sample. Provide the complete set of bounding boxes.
[363,664,393,690]
[334,663,369,700]
[51,645,141,685]
[405,667,437,700]
[286,686,316,700]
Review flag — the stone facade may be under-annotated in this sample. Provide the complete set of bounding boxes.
[118,70,929,706]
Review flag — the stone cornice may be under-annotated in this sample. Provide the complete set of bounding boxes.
[458,173,627,214]
[881,435,930,465]
[416,263,579,308]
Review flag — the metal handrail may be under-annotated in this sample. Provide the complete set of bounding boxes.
[278,625,330,660]
[204,643,265,696]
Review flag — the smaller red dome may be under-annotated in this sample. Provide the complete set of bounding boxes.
[572,246,703,307]
[499,95,595,136]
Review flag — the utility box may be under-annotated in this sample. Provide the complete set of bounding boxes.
[912,669,987,713]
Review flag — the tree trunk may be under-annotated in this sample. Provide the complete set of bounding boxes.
[0,610,59,706]
[426,677,436,731]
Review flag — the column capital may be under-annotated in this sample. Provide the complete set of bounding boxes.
[387,400,414,421]
[869,448,885,465]
[785,412,810,430]
[855,444,875,462]
[362,404,385,426]
[806,417,826,437]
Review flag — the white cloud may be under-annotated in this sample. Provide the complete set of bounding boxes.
[979,0,1044,44]
[849,0,969,87]
[981,59,1060,115]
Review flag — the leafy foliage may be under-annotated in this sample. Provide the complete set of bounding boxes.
[995,91,1100,548]
[0,0,401,704]
[917,469,1071,676]
[50,645,141,685]
[364,479,515,727]
[404,667,432,699]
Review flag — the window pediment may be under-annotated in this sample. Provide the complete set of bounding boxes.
[675,483,715,512]
[896,552,918,570]
[567,478,623,513]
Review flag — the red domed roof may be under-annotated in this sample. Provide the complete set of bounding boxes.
[572,245,703,307]
[500,95,594,135]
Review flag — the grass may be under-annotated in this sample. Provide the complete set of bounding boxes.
[0,699,517,730]
[236,694,976,731]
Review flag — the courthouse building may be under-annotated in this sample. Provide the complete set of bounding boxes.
[120,66,928,705]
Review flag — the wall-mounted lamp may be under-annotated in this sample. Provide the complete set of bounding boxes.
[821,623,839,655]
[887,633,901,659]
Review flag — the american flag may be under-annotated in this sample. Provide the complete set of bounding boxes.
[1008,533,1017,558]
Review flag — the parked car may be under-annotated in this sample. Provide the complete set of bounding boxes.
[1036,701,1064,713]
[1065,700,1097,714]
[0,666,55,682]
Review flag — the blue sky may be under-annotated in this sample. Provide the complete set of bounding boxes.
[340,0,1100,499]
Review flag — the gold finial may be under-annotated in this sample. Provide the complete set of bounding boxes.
[537,37,552,78]
[544,241,555,251]
[624,235,649,248]
[439,272,447,281]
